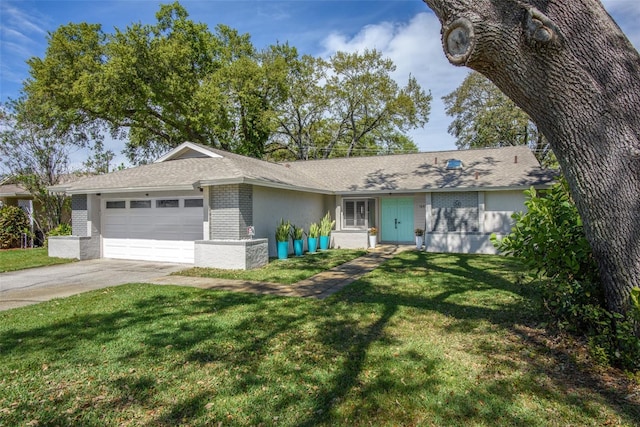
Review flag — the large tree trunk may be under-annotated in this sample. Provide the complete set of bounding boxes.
[422,0,640,316]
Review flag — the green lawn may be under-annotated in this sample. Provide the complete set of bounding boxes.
[177,249,367,284]
[0,247,73,272]
[0,252,637,426]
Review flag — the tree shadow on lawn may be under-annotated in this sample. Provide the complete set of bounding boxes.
[0,252,638,426]
[178,249,367,285]
[329,251,640,425]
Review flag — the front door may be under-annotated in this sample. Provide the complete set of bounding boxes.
[381,198,414,243]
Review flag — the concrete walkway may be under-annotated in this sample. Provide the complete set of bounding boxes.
[0,259,188,311]
[0,245,410,311]
[149,245,410,299]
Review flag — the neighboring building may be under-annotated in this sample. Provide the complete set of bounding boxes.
[0,178,36,247]
[48,142,556,269]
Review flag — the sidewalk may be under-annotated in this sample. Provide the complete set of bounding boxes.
[148,245,410,299]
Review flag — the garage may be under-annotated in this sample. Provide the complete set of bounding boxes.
[102,196,204,263]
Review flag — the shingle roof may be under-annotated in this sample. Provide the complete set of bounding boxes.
[284,145,556,194]
[50,147,326,194]
[0,184,31,197]
[50,143,556,195]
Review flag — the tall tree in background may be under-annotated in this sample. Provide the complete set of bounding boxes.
[325,50,431,158]
[267,46,330,160]
[268,49,432,160]
[444,72,552,165]
[21,2,278,164]
[19,2,430,163]
[422,0,640,325]
[0,102,73,235]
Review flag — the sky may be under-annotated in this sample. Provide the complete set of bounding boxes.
[2,0,640,168]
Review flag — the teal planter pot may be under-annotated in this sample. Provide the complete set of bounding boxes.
[319,235,330,250]
[293,239,304,256]
[307,237,318,253]
[277,241,289,259]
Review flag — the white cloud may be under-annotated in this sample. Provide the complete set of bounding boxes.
[319,5,640,153]
[1,2,48,37]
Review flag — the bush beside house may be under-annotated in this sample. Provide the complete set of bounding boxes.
[0,205,30,249]
[494,180,640,371]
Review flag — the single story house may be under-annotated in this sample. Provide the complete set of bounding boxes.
[0,178,36,247]
[0,180,33,210]
[48,142,556,269]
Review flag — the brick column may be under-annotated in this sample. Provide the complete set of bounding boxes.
[71,194,88,237]
[209,184,253,239]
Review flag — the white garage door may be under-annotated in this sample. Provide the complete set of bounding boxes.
[102,197,204,263]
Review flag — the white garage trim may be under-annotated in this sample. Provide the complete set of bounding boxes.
[101,196,204,263]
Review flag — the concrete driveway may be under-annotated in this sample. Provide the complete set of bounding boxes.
[0,259,189,311]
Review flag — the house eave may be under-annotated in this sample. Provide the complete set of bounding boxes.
[334,183,553,196]
[198,177,331,195]
[50,184,199,195]
[0,192,31,197]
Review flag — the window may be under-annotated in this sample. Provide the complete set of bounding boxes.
[130,200,151,208]
[156,199,179,208]
[446,159,463,170]
[106,201,125,209]
[343,199,375,229]
[184,198,204,208]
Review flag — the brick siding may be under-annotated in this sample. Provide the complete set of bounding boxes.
[431,192,479,232]
[209,184,253,239]
[71,194,88,237]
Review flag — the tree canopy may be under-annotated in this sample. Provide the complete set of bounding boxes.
[18,2,431,164]
[444,71,553,166]
[20,2,276,164]
[268,48,431,160]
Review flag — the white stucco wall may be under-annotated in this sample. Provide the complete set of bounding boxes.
[253,186,328,256]
[48,236,100,260]
[483,190,526,234]
[194,239,268,270]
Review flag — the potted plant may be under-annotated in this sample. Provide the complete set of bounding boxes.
[368,226,378,248]
[275,218,291,259]
[308,222,320,253]
[415,228,424,250]
[291,224,305,257]
[319,212,335,250]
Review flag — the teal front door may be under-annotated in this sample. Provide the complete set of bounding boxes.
[381,198,414,243]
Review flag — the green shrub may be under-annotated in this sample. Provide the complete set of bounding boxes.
[0,205,30,249]
[494,180,599,284]
[493,179,640,371]
[48,223,72,237]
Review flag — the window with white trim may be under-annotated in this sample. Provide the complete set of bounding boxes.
[343,199,375,229]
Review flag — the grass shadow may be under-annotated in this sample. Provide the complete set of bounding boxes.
[0,252,637,425]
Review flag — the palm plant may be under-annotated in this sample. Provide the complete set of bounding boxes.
[290,224,304,240]
[275,218,291,242]
[319,212,335,236]
[308,223,320,238]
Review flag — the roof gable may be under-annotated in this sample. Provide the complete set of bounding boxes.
[155,141,223,162]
